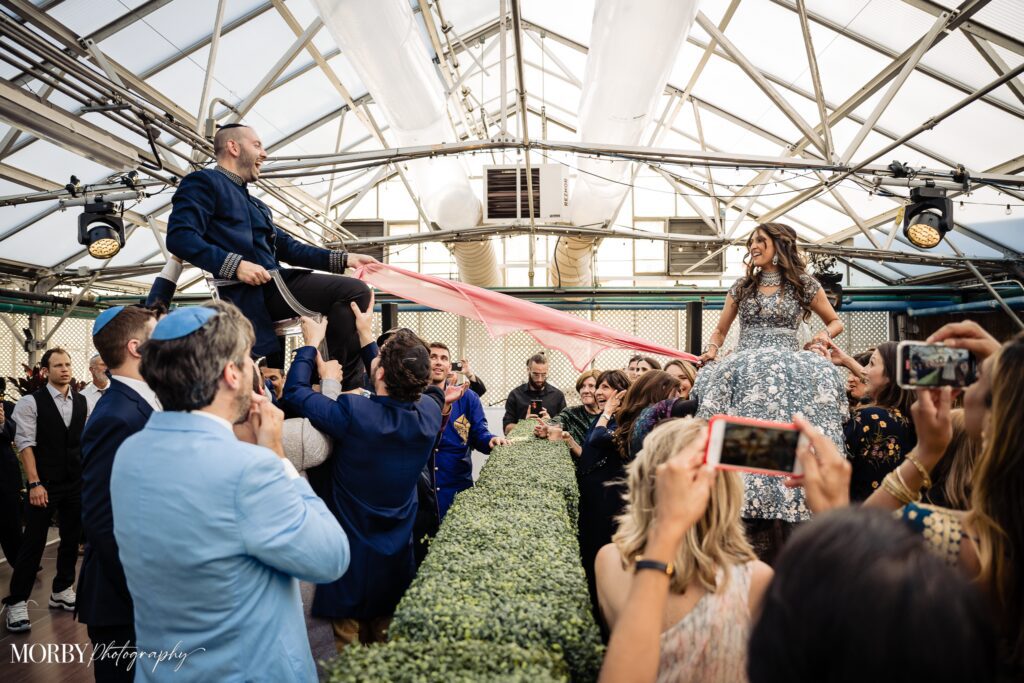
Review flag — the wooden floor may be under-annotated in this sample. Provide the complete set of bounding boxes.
[0,531,338,681]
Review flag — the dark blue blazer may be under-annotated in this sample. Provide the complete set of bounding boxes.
[77,378,154,627]
[166,168,339,356]
[284,347,442,619]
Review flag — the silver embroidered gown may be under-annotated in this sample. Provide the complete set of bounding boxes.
[692,274,848,523]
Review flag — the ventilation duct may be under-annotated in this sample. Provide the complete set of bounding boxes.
[551,0,701,286]
[311,0,501,287]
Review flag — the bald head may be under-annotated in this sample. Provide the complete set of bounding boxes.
[213,124,266,182]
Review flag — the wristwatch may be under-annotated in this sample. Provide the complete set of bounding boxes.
[26,481,43,490]
[635,555,675,577]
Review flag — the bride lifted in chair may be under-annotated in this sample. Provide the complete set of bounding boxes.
[165,123,377,388]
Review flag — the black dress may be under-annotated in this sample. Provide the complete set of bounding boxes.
[576,418,626,637]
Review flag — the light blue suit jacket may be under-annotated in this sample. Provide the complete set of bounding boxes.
[110,411,349,682]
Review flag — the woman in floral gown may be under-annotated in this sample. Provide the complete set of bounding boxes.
[692,223,847,562]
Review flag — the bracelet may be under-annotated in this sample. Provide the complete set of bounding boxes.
[707,342,720,351]
[881,472,917,505]
[600,413,613,420]
[635,556,675,578]
[904,453,932,491]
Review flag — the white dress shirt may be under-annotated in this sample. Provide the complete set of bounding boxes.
[80,381,109,417]
[110,375,161,411]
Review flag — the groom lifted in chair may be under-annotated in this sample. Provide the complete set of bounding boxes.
[166,123,376,388]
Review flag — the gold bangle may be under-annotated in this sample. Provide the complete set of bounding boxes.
[880,473,907,504]
[894,468,922,504]
[882,470,919,505]
[904,453,932,491]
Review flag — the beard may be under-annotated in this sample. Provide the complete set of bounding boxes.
[237,147,259,181]
[232,379,252,424]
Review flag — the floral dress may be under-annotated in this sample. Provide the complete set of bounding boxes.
[692,274,848,523]
[844,406,916,502]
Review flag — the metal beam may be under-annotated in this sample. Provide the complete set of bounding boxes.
[1,0,198,127]
[769,0,1024,122]
[695,11,828,156]
[228,17,323,123]
[795,0,833,161]
[0,78,141,170]
[896,0,1024,59]
[839,10,949,164]
[139,2,275,80]
[965,32,1024,109]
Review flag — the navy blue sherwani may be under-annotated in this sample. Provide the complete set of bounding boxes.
[166,168,354,358]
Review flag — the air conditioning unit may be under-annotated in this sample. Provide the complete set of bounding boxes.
[482,164,568,222]
[341,220,386,262]
[667,218,723,276]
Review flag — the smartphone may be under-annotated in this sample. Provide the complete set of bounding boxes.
[451,360,464,372]
[528,400,543,415]
[705,415,803,477]
[896,341,976,389]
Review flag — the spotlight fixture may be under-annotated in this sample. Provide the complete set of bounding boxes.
[812,255,843,311]
[77,200,125,259]
[902,183,952,249]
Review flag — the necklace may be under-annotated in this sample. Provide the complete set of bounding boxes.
[759,269,782,286]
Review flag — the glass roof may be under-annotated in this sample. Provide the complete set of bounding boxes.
[0,0,1020,293]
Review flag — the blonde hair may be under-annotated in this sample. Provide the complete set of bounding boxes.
[663,359,697,385]
[613,417,755,594]
[967,335,1024,666]
[926,409,980,511]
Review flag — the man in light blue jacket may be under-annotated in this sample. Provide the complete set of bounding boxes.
[111,301,349,682]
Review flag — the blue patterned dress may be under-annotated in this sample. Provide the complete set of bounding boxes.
[693,274,848,522]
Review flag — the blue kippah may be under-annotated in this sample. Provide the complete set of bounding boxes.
[93,306,125,336]
[151,307,218,341]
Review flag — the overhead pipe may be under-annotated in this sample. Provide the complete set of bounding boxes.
[310,0,501,287]
[552,0,702,286]
[908,296,1024,317]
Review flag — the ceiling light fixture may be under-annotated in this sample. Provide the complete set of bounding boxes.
[77,201,125,259]
[902,183,952,249]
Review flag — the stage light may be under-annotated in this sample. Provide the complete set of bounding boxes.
[902,184,952,249]
[78,201,125,259]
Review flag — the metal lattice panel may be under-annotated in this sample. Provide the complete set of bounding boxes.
[0,306,891,405]
[0,313,30,386]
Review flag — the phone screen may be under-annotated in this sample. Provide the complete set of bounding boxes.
[529,400,542,414]
[719,421,800,474]
[901,343,976,388]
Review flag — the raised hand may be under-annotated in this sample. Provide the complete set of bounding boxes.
[299,315,328,349]
[350,289,375,347]
[926,320,1001,361]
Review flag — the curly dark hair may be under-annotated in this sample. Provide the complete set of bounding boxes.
[378,329,431,403]
[733,223,813,322]
[613,370,681,461]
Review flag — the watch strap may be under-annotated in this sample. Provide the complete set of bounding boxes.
[635,556,675,577]
[27,481,43,489]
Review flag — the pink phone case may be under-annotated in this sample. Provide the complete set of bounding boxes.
[705,414,801,477]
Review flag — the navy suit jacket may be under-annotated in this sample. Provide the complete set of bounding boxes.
[77,378,154,627]
[166,168,342,356]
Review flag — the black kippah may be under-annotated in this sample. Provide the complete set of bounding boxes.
[215,123,247,131]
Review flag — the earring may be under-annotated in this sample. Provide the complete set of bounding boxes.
[772,254,779,266]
